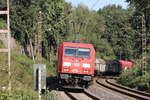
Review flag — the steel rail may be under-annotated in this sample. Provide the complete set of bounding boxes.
[64,90,79,100]
[64,89,101,100]
[83,89,101,100]
[106,79,150,99]
[96,79,150,100]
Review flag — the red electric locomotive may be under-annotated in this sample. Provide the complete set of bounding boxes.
[58,42,95,88]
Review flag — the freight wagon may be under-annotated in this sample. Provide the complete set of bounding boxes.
[94,59,133,75]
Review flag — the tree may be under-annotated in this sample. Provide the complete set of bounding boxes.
[98,5,136,60]
[0,1,7,29]
[126,0,150,65]
[40,0,72,63]
[10,0,72,63]
[67,5,114,59]
[10,0,41,61]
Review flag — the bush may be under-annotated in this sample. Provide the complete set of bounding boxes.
[0,90,38,100]
[0,51,57,99]
[118,64,150,92]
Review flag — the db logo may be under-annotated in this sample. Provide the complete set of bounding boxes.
[72,69,79,73]
[74,63,80,67]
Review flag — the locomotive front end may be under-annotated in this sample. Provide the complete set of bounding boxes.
[58,42,95,88]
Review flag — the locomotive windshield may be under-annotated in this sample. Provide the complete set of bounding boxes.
[64,47,77,57]
[78,48,90,57]
[64,47,90,57]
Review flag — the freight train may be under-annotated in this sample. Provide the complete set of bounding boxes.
[57,42,133,88]
[57,42,95,88]
[94,59,133,75]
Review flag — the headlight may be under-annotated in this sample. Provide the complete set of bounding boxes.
[83,64,90,68]
[64,68,69,72]
[63,62,71,66]
[83,70,89,73]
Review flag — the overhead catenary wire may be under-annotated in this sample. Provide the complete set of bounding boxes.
[129,0,149,12]
[47,0,100,31]
[90,0,101,10]
[86,0,143,36]
[47,0,147,40]
[82,0,102,34]
[104,0,150,38]
[104,15,142,36]
[134,0,145,10]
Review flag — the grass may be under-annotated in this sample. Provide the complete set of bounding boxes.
[0,19,7,29]
[0,41,57,100]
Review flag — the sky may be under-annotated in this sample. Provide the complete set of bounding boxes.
[65,0,129,11]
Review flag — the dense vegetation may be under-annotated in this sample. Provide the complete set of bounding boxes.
[0,0,150,98]
[1,0,148,61]
[0,40,37,99]
[0,41,56,99]
[118,65,150,92]
[117,0,150,92]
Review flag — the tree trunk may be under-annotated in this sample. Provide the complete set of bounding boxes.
[26,30,35,62]
[34,32,38,60]
[21,45,25,55]
[148,9,150,32]
[48,46,52,64]
[56,38,59,57]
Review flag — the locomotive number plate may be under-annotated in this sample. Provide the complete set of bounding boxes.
[74,63,80,67]
[72,69,79,73]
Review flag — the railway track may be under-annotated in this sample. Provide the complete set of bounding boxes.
[64,89,101,100]
[96,78,150,100]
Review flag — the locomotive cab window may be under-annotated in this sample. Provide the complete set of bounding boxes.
[78,48,90,58]
[64,47,77,57]
[64,47,90,58]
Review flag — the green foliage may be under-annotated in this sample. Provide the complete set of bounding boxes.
[1,0,150,95]
[9,0,72,62]
[41,88,56,100]
[41,0,72,60]
[95,39,116,59]
[118,65,142,87]
[0,51,38,99]
[118,64,150,92]
[0,40,4,48]
[116,2,150,93]
[9,0,133,61]
[67,6,115,59]
[1,90,38,100]
[0,88,56,100]
[126,0,150,60]
[0,1,6,11]
[10,0,40,45]
[1,91,9,100]
[0,50,57,99]
[0,19,7,29]
[98,5,136,60]
[126,0,150,11]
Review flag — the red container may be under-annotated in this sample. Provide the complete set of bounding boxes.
[119,60,133,70]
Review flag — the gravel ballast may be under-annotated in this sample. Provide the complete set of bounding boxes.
[87,85,128,100]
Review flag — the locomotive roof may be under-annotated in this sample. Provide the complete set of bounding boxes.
[62,42,94,48]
